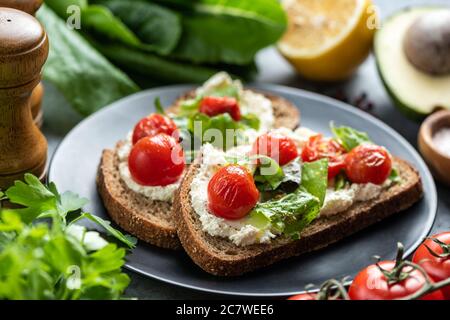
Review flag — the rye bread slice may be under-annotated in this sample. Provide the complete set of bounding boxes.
[174,157,424,276]
[97,92,300,249]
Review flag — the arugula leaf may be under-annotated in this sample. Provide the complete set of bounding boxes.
[169,0,287,65]
[249,191,320,239]
[92,0,182,55]
[37,5,139,116]
[300,159,329,206]
[331,123,372,152]
[71,213,137,249]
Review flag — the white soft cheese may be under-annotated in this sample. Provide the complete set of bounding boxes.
[196,72,275,144]
[116,133,180,202]
[190,144,275,246]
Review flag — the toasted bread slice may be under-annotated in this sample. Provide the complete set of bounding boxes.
[97,92,300,249]
[174,157,423,276]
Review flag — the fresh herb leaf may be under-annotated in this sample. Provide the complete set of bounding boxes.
[202,83,240,99]
[253,156,285,191]
[45,0,88,18]
[334,173,350,191]
[179,96,202,117]
[389,168,401,184]
[300,159,329,206]
[71,213,137,249]
[240,113,260,131]
[154,97,166,115]
[37,5,139,116]
[331,123,372,151]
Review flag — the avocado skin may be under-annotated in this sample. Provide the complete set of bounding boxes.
[374,6,449,122]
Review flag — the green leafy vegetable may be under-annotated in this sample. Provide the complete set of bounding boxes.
[45,0,88,18]
[300,159,329,206]
[92,0,182,55]
[253,156,285,191]
[37,5,139,116]
[334,173,350,191]
[154,97,165,115]
[81,5,141,47]
[0,174,135,300]
[248,191,320,239]
[169,0,287,65]
[389,168,401,184]
[239,113,260,131]
[331,123,372,151]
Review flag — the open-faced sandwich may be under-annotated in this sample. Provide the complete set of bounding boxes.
[174,125,423,275]
[97,72,300,249]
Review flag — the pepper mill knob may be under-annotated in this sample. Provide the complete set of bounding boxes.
[0,0,44,126]
[0,8,48,189]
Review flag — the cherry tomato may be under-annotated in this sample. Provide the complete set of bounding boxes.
[252,132,299,166]
[199,96,241,121]
[207,165,259,220]
[301,134,346,179]
[348,260,444,300]
[128,134,185,186]
[132,113,178,145]
[288,293,317,300]
[413,232,450,299]
[345,144,392,185]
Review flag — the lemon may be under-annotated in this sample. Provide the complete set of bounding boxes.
[278,0,377,81]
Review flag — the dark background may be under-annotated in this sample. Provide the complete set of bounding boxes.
[41,0,450,299]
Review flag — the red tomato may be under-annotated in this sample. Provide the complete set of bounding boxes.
[288,293,317,300]
[199,96,241,121]
[207,165,259,220]
[349,260,444,300]
[252,132,299,166]
[301,134,346,179]
[128,134,185,186]
[132,113,178,145]
[413,232,450,299]
[345,144,392,185]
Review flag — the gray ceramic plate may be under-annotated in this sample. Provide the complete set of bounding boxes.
[48,84,437,297]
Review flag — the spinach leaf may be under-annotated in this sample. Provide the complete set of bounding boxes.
[81,5,141,47]
[37,5,139,116]
[92,0,182,55]
[170,0,287,65]
[300,159,328,206]
[45,0,87,18]
[331,123,372,151]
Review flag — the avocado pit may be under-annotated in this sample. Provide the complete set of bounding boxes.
[403,10,450,75]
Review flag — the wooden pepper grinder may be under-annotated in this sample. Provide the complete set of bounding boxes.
[0,0,44,127]
[0,8,48,190]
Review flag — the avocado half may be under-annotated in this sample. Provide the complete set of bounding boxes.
[374,7,450,120]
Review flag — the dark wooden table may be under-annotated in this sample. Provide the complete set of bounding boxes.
[41,0,449,299]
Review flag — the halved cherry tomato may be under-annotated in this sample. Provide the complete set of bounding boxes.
[301,134,346,179]
[128,134,185,186]
[412,232,450,299]
[132,113,178,145]
[288,293,317,300]
[251,132,299,166]
[348,260,444,300]
[207,165,259,220]
[345,144,392,185]
[199,96,241,121]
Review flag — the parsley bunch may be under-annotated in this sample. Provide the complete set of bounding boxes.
[0,174,136,300]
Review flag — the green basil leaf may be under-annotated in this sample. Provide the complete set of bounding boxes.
[300,159,329,206]
[330,123,372,151]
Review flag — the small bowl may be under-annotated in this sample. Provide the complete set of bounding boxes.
[418,110,450,186]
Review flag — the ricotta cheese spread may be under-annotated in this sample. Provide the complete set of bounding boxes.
[116,133,181,202]
[190,144,276,246]
[196,72,275,143]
